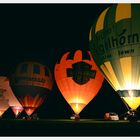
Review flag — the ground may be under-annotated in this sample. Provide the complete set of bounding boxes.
[0,119,140,136]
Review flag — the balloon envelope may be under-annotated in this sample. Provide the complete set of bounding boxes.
[89,4,140,110]
[54,50,104,114]
[10,62,53,116]
[0,76,23,117]
[0,92,9,117]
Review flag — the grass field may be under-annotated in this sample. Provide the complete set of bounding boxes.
[0,119,140,136]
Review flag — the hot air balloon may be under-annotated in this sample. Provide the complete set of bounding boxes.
[0,76,23,118]
[0,92,9,118]
[54,50,104,119]
[10,61,53,117]
[89,4,140,120]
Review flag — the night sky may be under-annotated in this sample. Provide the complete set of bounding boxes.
[0,4,135,119]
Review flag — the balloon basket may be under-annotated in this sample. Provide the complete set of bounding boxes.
[23,113,39,120]
[24,115,32,120]
[70,113,80,121]
[127,109,138,122]
[120,109,138,122]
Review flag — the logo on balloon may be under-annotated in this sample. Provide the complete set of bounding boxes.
[93,27,140,61]
[67,61,96,85]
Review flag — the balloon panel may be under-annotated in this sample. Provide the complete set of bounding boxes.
[0,110,5,117]
[0,94,9,117]
[0,100,9,110]
[0,76,22,107]
[55,50,104,114]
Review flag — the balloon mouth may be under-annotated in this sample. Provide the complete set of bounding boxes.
[24,107,37,116]
[0,110,5,117]
[11,106,23,118]
[118,90,140,110]
[69,103,86,114]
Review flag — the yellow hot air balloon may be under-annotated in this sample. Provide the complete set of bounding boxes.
[89,4,140,120]
[54,50,104,119]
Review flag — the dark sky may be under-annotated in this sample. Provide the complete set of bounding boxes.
[1,4,134,119]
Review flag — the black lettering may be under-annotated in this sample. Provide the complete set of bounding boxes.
[15,77,46,83]
[133,33,139,43]
[111,36,118,48]
[104,38,111,51]
[121,51,124,55]
[119,36,126,45]
[125,50,129,54]
[131,49,134,53]
[128,34,132,44]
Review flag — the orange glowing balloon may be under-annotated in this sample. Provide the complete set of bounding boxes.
[0,76,23,118]
[54,50,104,115]
[0,92,9,118]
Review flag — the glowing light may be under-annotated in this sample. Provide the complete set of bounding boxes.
[0,110,5,117]
[70,103,86,114]
[24,107,36,116]
[128,90,134,98]
[11,106,23,118]
[19,95,44,108]
[69,97,86,114]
